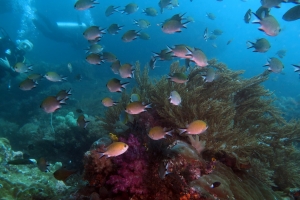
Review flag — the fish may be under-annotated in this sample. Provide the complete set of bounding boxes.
[261,0,287,8]
[125,101,151,115]
[102,97,118,107]
[83,26,105,41]
[7,159,35,165]
[67,63,72,73]
[227,38,233,45]
[86,53,103,65]
[206,13,216,20]
[77,114,90,129]
[133,19,150,29]
[212,43,218,48]
[212,29,223,35]
[202,68,216,82]
[149,57,157,70]
[148,126,173,140]
[56,88,72,101]
[186,48,208,68]
[167,44,193,59]
[255,6,270,19]
[27,73,43,81]
[283,5,300,21]
[276,49,286,58]
[170,0,179,8]
[130,93,141,102]
[252,13,281,36]
[53,167,77,182]
[40,96,65,113]
[19,78,37,91]
[186,16,195,23]
[105,5,119,17]
[14,62,32,73]
[107,24,123,35]
[142,7,158,16]
[211,182,221,188]
[37,157,50,172]
[121,3,139,14]
[122,30,140,42]
[106,78,129,92]
[209,35,218,40]
[169,91,181,106]
[152,49,173,61]
[74,0,98,10]
[102,52,118,63]
[292,64,300,72]
[139,32,151,40]
[44,72,67,82]
[99,142,129,158]
[162,18,188,34]
[167,72,188,84]
[110,60,121,74]
[247,38,271,53]
[264,57,284,73]
[179,120,208,135]
[244,9,252,23]
[204,27,208,41]
[119,63,134,78]
[159,0,172,13]
[85,44,104,54]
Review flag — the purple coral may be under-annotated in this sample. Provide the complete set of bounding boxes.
[107,134,148,195]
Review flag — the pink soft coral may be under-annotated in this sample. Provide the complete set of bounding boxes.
[106,134,148,195]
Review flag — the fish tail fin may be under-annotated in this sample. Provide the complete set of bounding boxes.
[62,77,68,81]
[28,65,33,71]
[182,21,190,28]
[292,64,300,72]
[246,41,254,49]
[98,152,105,158]
[166,130,173,137]
[178,128,186,135]
[145,103,152,109]
[121,82,130,89]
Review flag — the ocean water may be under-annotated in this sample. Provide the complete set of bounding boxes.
[0,0,300,199]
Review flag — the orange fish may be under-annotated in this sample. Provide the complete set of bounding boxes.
[179,120,208,135]
[125,101,151,114]
[102,97,118,107]
[99,142,129,158]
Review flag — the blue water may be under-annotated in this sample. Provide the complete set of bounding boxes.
[2,1,297,97]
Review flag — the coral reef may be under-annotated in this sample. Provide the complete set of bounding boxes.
[107,134,149,196]
[0,139,79,200]
[99,59,300,198]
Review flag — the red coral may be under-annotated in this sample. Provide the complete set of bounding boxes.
[83,149,113,188]
[106,134,149,195]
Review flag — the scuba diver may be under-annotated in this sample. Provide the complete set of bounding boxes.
[0,27,33,77]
